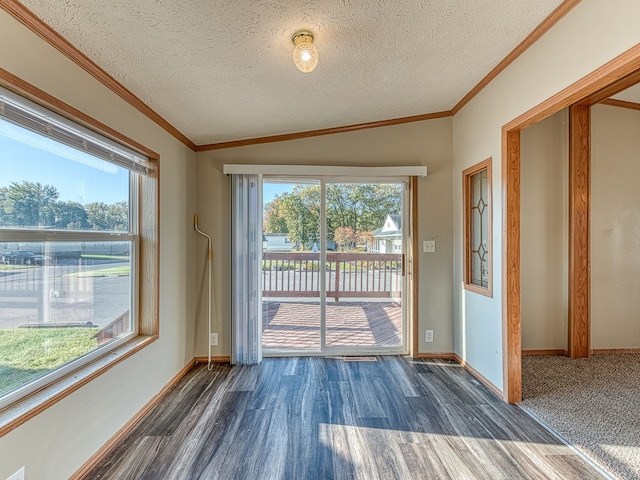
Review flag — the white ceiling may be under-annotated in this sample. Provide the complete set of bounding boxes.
[19,0,564,146]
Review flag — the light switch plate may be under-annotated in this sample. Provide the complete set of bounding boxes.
[210,333,218,346]
[423,240,436,253]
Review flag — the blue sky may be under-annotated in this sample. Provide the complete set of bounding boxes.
[263,182,293,204]
[0,119,128,205]
[0,118,307,207]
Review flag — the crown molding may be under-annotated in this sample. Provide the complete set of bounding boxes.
[196,111,452,151]
[452,0,582,115]
[1,0,582,150]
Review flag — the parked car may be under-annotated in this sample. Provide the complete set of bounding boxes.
[32,253,52,265]
[0,251,50,265]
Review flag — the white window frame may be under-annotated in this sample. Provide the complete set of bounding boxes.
[0,208,139,410]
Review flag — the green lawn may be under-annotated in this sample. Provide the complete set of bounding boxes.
[67,265,130,277]
[0,264,35,271]
[81,254,130,261]
[0,327,99,397]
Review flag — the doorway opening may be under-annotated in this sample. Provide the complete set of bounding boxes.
[502,46,640,403]
[261,178,407,355]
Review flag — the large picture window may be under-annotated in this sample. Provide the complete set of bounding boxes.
[0,86,154,409]
[463,158,492,296]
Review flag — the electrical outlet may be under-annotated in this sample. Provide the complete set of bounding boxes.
[425,330,434,343]
[209,333,218,346]
[7,467,25,480]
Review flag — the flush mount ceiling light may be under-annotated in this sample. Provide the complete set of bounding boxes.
[292,30,318,73]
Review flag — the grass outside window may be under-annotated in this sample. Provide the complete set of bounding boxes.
[0,327,100,397]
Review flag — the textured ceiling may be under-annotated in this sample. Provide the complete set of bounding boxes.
[19,0,564,146]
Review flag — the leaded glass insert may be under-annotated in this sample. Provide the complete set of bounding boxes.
[469,169,488,287]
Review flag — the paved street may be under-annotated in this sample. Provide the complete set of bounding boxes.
[0,261,130,329]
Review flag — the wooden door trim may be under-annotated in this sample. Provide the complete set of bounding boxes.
[502,43,640,403]
[502,130,522,403]
[579,69,640,106]
[567,104,591,357]
[600,98,640,111]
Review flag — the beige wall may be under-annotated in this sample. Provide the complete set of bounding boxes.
[591,104,640,349]
[0,10,197,480]
[1,1,639,476]
[453,0,640,389]
[195,118,454,357]
[519,104,640,352]
[520,109,568,351]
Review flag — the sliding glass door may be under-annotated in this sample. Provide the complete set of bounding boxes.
[261,178,407,355]
[324,183,404,350]
[262,180,321,351]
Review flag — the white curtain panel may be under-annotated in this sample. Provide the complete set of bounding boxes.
[231,174,263,365]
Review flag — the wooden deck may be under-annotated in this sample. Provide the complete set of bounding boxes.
[262,300,402,350]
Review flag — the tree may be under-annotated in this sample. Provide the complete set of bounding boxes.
[108,201,129,231]
[326,183,401,242]
[85,202,109,231]
[53,201,89,230]
[0,186,9,227]
[263,195,289,234]
[334,226,357,251]
[0,181,59,227]
[86,201,128,231]
[0,181,128,231]
[261,183,400,250]
[357,231,375,251]
[279,186,320,249]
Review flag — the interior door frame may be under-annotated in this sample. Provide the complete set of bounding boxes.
[502,44,640,403]
[261,175,411,356]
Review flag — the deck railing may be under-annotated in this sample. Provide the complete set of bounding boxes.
[262,252,403,301]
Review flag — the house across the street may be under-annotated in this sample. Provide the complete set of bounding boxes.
[372,214,402,253]
[263,233,293,252]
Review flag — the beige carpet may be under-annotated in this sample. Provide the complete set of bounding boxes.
[520,354,640,480]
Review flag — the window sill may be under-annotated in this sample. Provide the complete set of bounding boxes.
[0,334,157,438]
[463,283,493,298]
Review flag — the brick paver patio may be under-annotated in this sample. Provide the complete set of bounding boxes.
[262,300,403,350]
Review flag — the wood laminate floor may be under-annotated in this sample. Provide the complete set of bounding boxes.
[85,357,606,480]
